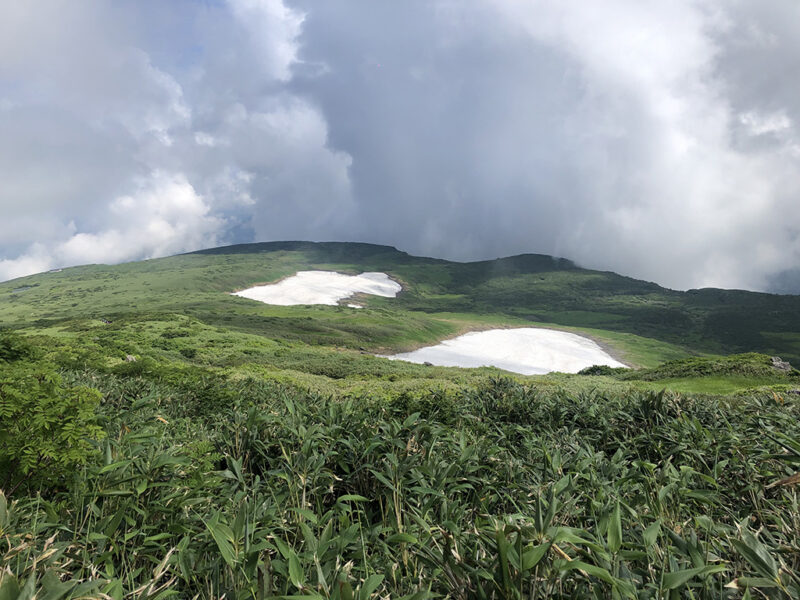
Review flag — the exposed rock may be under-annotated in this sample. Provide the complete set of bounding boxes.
[771,356,792,371]
[423,361,433,367]
[125,354,137,362]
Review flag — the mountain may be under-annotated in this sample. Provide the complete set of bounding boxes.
[3,241,800,597]
[3,240,800,364]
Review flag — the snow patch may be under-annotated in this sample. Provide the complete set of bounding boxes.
[233,270,401,306]
[386,328,627,375]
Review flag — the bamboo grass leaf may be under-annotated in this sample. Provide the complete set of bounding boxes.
[733,531,779,580]
[608,501,622,553]
[387,533,417,545]
[288,553,305,590]
[358,574,384,600]
[0,574,20,600]
[204,513,237,569]
[643,520,661,547]
[521,542,551,571]
[557,560,616,585]
[663,565,727,589]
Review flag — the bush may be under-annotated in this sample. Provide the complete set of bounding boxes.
[577,364,627,376]
[0,359,104,494]
[0,330,38,363]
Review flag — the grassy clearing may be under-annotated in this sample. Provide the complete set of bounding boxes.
[580,353,800,395]
[16,313,800,401]
[14,313,751,401]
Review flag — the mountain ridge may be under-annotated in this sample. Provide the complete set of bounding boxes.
[2,240,800,364]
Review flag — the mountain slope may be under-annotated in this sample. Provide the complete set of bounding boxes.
[2,241,800,363]
[3,243,800,597]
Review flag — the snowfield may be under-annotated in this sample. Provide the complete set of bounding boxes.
[386,328,627,375]
[234,273,624,374]
[232,271,401,306]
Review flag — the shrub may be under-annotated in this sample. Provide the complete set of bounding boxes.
[577,364,627,376]
[0,330,38,363]
[0,359,104,495]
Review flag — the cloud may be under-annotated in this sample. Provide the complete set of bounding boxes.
[287,0,800,290]
[228,0,305,82]
[59,172,222,264]
[1,1,799,291]
[0,246,55,283]
[0,0,351,281]
[0,172,223,281]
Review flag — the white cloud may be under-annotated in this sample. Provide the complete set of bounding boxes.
[287,0,800,290]
[0,245,55,282]
[194,132,218,147]
[228,0,305,81]
[740,110,792,136]
[0,172,223,281]
[0,0,351,282]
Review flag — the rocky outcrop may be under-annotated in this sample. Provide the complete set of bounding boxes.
[771,356,792,371]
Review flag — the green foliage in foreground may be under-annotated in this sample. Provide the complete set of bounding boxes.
[0,332,104,493]
[1,344,799,599]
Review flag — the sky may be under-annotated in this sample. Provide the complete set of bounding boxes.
[1,1,799,292]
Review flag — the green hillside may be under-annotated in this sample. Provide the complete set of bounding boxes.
[3,241,800,364]
[2,242,799,598]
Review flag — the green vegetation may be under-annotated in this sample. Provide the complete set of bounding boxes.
[1,331,799,598]
[619,353,800,382]
[2,242,800,598]
[2,241,800,363]
[0,332,104,494]
[580,353,800,395]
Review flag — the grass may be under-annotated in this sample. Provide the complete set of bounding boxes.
[632,376,792,395]
[2,242,800,597]
[2,241,800,363]
[2,336,799,598]
[22,312,788,400]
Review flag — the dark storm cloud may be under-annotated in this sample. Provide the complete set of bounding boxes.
[286,0,800,290]
[1,1,799,291]
[288,1,585,260]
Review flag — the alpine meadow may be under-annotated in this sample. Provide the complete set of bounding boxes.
[1,242,799,599]
[4,1,800,598]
